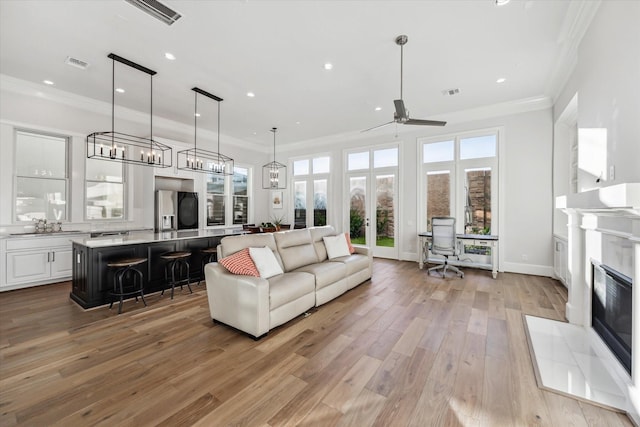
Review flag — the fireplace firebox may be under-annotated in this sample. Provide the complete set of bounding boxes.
[592,263,632,375]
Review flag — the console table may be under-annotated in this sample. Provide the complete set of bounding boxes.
[418,232,499,279]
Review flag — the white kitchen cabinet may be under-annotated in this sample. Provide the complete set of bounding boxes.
[1,234,87,290]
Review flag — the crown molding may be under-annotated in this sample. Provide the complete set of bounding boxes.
[545,0,602,101]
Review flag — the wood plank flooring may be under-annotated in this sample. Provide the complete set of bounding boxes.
[0,260,634,426]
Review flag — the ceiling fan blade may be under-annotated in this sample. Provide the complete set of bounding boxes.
[393,99,407,120]
[361,120,395,132]
[404,118,447,127]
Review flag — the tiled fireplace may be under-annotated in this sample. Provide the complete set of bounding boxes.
[556,183,640,423]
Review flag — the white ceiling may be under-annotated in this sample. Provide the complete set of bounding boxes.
[1,0,584,148]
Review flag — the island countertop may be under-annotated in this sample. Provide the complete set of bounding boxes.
[70,227,246,309]
[69,228,246,248]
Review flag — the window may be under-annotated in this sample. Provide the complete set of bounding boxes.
[292,155,330,228]
[421,132,497,235]
[15,130,68,222]
[233,166,249,225]
[86,158,124,220]
[206,166,252,226]
[206,175,225,226]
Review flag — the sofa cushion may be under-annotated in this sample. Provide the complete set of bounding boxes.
[294,261,347,290]
[268,272,315,310]
[249,246,284,279]
[323,234,351,259]
[329,253,371,275]
[309,225,336,261]
[218,248,259,276]
[274,229,319,271]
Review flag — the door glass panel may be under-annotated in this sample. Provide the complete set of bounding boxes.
[233,196,247,224]
[373,148,398,168]
[349,176,366,245]
[426,171,450,231]
[294,181,307,228]
[207,194,225,226]
[423,140,454,163]
[460,135,496,160]
[376,175,394,247]
[348,152,369,171]
[313,179,327,226]
[465,168,492,234]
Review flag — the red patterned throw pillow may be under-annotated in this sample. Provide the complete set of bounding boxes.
[345,233,356,254]
[219,248,260,277]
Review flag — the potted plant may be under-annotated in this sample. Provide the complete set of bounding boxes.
[270,214,287,231]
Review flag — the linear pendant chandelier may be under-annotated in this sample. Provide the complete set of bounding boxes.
[86,53,172,167]
[176,87,234,175]
[262,127,287,189]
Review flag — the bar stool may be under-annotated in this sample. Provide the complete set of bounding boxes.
[107,257,147,314]
[198,247,218,285]
[160,251,192,299]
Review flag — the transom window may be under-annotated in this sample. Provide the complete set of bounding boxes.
[293,156,330,228]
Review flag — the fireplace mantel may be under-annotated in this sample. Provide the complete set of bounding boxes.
[556,182,640,215]
[554,183,639,422]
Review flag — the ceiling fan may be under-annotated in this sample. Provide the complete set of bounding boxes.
[363,35,446,132]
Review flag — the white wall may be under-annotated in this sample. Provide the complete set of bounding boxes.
[555,1,640,188]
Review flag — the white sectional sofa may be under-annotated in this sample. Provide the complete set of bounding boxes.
[204,226,372,339]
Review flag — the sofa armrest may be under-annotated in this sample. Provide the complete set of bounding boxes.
[354,246,372,259]
[204,263,270,338]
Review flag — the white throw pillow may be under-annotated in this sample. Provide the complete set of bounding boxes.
[323,234,351,259]
[249,246,284,279]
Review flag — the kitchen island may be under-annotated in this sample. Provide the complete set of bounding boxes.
[70,228,245,309]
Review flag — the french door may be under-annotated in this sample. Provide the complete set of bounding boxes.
[345,146,399,259]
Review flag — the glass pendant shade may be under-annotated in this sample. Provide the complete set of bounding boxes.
[262,128,287,189]
[177,87,233,175]
[87,53,172,168]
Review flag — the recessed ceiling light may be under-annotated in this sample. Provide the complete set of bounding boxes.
[43,80,54,85]
[495,0,511,6]
[194,113,201,117]
[296,121,301,125]
[115,88,125,93]
[375,106,382,111]
[496,78,506,83]
[247,92,255,97]
[165,52,176,60]
[324,63,333,70]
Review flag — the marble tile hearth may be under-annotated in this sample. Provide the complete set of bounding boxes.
[525,315,628,412]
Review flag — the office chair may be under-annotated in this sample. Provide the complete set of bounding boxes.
[428,216,464,278]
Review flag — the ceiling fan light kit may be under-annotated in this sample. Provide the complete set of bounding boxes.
[363,35,446,132]
[176,87,234,175]
[262,127,287,189]
[86,53,172,168]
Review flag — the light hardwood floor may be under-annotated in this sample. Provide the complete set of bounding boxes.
[0,259,634,426]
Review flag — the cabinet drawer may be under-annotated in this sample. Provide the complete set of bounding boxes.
[6,236,73,250]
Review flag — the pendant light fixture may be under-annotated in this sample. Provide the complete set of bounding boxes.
[87,53,172,167]
[176,87,234,175]
[262,127,287,189]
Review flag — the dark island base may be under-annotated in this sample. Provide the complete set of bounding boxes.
[71,234,227,309]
